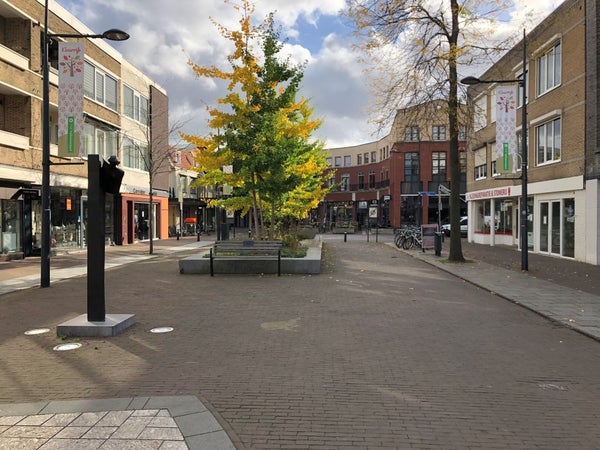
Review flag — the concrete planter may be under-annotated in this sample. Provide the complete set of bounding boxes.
[179,238,322,275]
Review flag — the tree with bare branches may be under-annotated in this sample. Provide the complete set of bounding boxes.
[344,0,511,261]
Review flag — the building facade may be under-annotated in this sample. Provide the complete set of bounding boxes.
[0,0,168,257]
[324,100,467,231]
[464,0,592,262]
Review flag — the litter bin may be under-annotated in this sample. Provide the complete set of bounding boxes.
[434,232,442,256]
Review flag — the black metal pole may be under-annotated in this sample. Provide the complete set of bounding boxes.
[41,0,51,288]
[87,155,105,321]
[521,30,529,271]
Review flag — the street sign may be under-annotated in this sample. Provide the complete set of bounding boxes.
[419,191,437,196]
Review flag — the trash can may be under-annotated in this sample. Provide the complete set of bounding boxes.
[434,232,442,256]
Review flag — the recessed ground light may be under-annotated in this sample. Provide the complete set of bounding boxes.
[150,327,174,334]
[24,328,51,336]
[53,343,82,351]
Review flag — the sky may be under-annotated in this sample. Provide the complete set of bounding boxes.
[58,0,565,149]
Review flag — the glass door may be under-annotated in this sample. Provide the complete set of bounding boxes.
[539,199,575,257]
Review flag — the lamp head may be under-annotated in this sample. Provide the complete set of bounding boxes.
[460,76,482,85]
[101,29,130,41]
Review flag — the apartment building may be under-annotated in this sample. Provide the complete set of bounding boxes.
[324,100,467,230]
[0,0,169,257]
[464,0,593,262]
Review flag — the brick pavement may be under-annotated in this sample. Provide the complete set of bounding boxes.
[0,234,600,449]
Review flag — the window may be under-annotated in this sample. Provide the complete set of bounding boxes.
[123,85,149,124]
[517,66,529,107]
[334,156,342,167]
[368,171,375,188]
[405,126,419,142]
[344,155,351,167]
[474,95,487,131]
[490,142,501,176]
[82,121,117,159]
[358,172,364,189]
[357,154,362,165]
[326,157,332,167]
[458,126,467,141]
[490,88,496,123]
[340,174,350,191]
[123,137,148,171]
[370,151,376,163]
[364,152,369,164]
[327,176,335,187]
[402,152,421,194]
[432,152,446,176]
[432,125,446,141]
[474,164,487,180]
[536,117,561,164]
[84,61,118,111]
[459,151,467,172]
[537,42,561,95]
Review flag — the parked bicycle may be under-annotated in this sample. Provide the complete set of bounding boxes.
[394,225,421,249]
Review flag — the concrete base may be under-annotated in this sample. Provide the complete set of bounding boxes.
[57,313,136,337]
[179,239,322,275]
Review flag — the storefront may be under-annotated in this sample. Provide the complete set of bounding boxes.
[467,181,580,260]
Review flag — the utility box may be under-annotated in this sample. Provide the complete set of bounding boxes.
[421,224,437,251]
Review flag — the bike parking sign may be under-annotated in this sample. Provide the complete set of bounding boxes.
[369,206,378,218]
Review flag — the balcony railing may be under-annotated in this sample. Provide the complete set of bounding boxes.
[335,179,390,192]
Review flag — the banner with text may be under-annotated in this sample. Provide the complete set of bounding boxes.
[495,85,518,173]
[58,42,84,157]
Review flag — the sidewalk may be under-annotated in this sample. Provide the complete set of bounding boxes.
[404,241,600,341]
[0,236,212,295]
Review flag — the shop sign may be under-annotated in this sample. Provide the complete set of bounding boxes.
[466,187,512,201]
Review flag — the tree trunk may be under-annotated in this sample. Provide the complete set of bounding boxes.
[447,0,465,262]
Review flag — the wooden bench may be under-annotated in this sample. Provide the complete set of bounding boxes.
[210,240,283,276]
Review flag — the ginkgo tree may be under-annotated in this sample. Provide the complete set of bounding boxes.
[181,0,330,240]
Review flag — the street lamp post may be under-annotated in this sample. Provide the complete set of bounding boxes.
[41,0,129,287]
[461,30,528,271]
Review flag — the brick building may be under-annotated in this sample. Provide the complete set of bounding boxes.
[0,0,168,257]
[324,100,467,231]
[464,0,596,262]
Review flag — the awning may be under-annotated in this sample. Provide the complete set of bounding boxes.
[184,217,197,224]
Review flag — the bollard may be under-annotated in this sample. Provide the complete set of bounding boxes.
[344,231,347,242]
[434,232,442,256]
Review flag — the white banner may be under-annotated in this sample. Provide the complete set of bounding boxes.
[495,85,518,173]
[58,42,84,157]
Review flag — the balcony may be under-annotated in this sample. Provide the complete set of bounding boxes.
[0,129,29,150]
[0,44,28,71]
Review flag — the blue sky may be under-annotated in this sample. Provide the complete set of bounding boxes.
[57,0,563,148]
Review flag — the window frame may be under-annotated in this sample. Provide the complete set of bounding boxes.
[536,117,561,165]
[537,41,561,96]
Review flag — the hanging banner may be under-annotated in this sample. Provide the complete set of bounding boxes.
[495,85,518,173]
[57,42,84,157]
